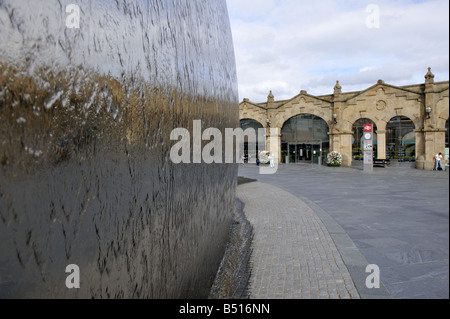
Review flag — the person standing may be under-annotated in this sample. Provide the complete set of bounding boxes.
[435,152,444,171]
[240,153,246,166]
[268,153,275,168]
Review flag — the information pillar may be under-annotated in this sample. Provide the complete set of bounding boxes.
[363,124,374,173]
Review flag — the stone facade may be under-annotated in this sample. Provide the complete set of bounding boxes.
[239,68,449,170]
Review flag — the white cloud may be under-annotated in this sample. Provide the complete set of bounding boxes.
[227,0,450,102]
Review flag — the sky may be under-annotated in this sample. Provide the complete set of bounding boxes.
[226,0,450,102]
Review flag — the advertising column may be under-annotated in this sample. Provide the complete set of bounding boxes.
[363,124,374,173]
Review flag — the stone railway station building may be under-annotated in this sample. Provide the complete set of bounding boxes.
[239,68,449,170]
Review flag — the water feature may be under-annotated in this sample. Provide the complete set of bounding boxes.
[0,0,239,298]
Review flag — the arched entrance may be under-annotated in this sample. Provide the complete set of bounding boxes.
[239,119,264,163]
[386,116,416,163]
[352,119,378,162]
[281,114,329,164]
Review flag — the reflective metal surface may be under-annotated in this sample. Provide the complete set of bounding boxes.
[0,0,238,298]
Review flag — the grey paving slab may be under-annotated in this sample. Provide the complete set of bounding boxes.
[238,164,449,299]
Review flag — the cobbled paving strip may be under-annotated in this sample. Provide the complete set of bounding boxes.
[238,181,361,299]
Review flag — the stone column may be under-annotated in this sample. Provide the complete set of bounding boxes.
[330,81,350,165]
[275,132,282,164]
[340,133,354,167]
[331,132,353,167]
[421,68,447,170]
[376,130,386,159]
[265,127,281,164]
[423,129,447,170]
[415,130,426,169]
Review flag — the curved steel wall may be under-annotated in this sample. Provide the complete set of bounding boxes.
[0,0,238,298]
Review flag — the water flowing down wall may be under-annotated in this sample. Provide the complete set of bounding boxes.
[0,0,239,298]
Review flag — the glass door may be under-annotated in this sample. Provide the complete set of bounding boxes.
[312,144,322,165]
[287,142,323,165]
[289,144,297,163]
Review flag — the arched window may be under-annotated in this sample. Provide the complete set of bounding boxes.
[386,116,416,162]
[352,119,377,161]
[281,114,329,164]
[239,119,264,162]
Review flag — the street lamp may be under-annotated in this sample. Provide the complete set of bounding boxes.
[426,106,432,119]
[333,113,338,124]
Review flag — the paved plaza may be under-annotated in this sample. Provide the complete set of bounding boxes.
[237,164,449,299]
